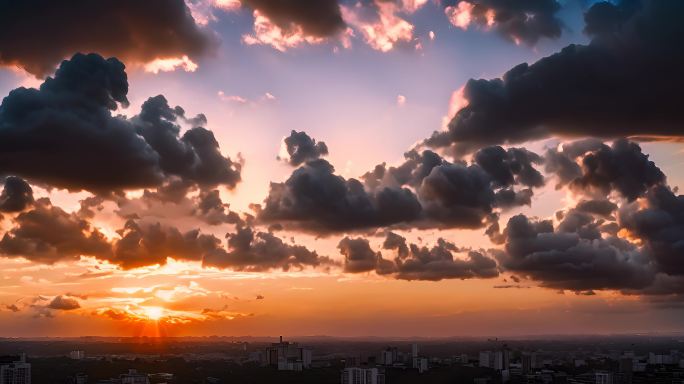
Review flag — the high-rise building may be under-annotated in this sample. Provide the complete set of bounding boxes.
[69,351,85,360]
[479,351,491,368]
[340,367,385,384]
[379,348,398,366]
[262,336,312,371]
[494,351,504,371]
[522,353,536,374]
[0,354,30,384]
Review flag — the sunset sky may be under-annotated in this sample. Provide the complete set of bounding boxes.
[0,0,683,338]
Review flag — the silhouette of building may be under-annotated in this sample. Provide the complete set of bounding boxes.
[479,351,491,368]
[262,336,312,371]
[0,354,30,384]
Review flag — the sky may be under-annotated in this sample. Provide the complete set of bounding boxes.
[0,0,683,338]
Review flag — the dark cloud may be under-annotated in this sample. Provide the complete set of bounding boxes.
[115,179,246,226]
[474,146,544,188]
[382,231,409,258]
[47,295,81,311]
[0,199,112,264]
[361,150,446,190]
[494,188,533,209]
[0,53,241,193]
[574,199,618,217]
[418,163,497,228]
[194,189,243,225]
[204,225,333,271]
[544,139,665,201]
[382,233,499,281]
[0,195,324,272]
[0,177,34,213]
[543,139,605,188]
[338,236,395,274]
[4,304,20,312]
[450,0,564,45]
[134,95,242,188]
[259,159,422,233]
[339,232,498,281]
[619,185,684,276]
[242,0,345,37]
[428,0,684,152]
[262,146,544,233]
[0,0,214,77]
[112,219,329,271]
[492,214,654,292]
[279,130,329,166]
[111,220,218,269]
[570,139,665,201]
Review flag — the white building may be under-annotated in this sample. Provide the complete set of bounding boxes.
[69,351,85,360]
[341,367,385,384]
[0,354,30,384]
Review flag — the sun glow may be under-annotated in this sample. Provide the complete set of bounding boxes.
[141,306,166,321]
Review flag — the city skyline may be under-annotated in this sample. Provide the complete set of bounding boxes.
[0,0,684,338]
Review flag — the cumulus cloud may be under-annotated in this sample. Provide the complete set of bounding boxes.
[278,130,329,166]
[428,0,684,152]
[111,220,219,269]
[544,139,665,201]
[204,225,334,271]
[339,233,498,281]
[619,185,684,277]
[0,177,34,213]
[474,146,544,188]
[0,0,215,77]
[444,0,564,45]
[570,139,665,201]
[47,295,81,311]
[382,233,498,281]
[262,146,544,233]
[339,236,387,273]
[0,53,241,193]
[0,199,112,264]
[258,159,422,233]
[492,213,655,292]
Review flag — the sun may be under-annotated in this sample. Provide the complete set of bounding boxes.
[141,306,166,321]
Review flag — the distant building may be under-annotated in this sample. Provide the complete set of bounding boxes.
[595,372,613,384]
[479,351,491,368]
[69,351,85,360]
[262,336,312,371]
[522,353,536,374]
[0,354,30,384]
[119,369,149,384]
[68,373,87,384]
[340,367,385,384]
[379,347,398,366]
